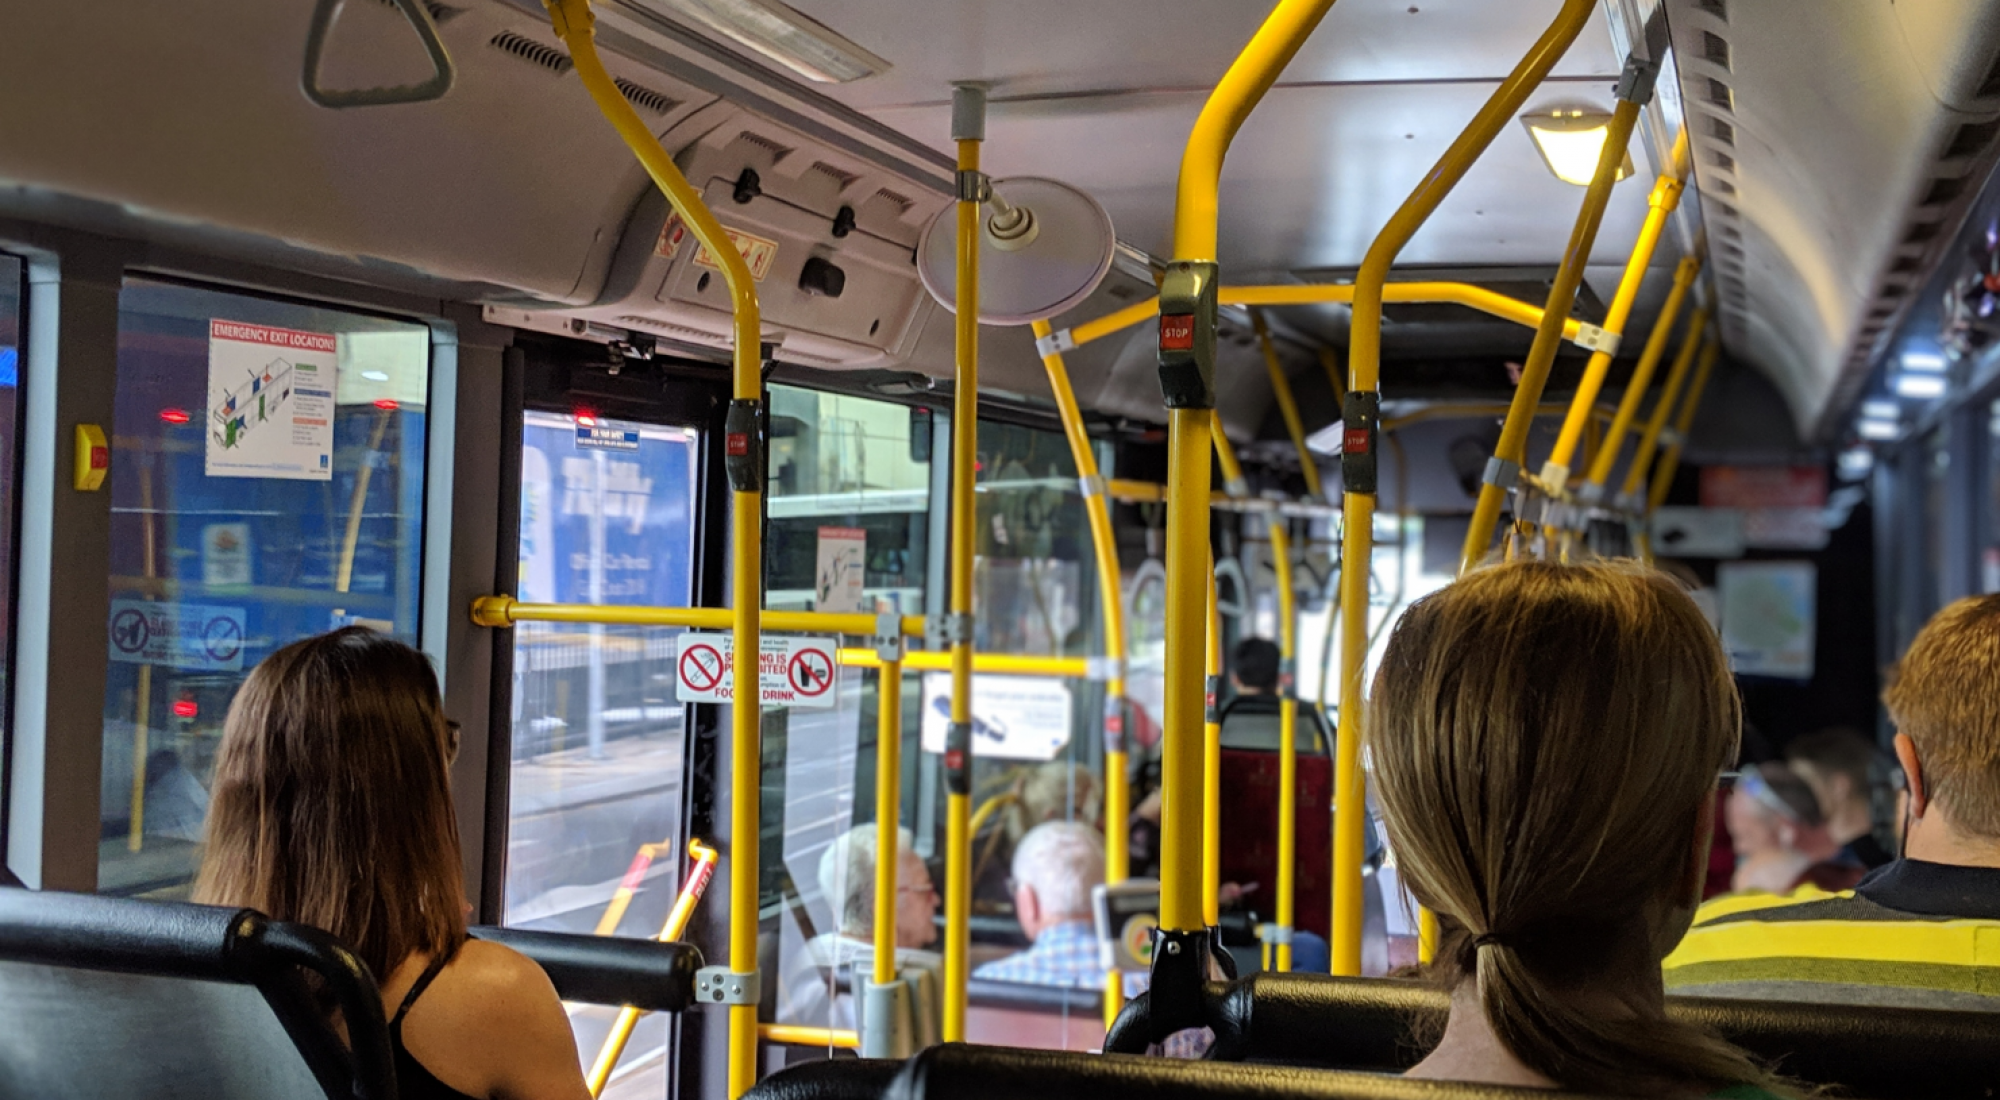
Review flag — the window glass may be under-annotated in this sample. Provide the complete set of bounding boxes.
[1988,398,2000,594]
[100,280,429,897]
[0,253,21,822]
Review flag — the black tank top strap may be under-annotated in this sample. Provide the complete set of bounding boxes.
[391,947,457,1035]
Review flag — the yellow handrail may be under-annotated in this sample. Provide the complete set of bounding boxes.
[471,596,922,638]
[757,1025,860,1050]
[1540,129,1689,492]
[1335,0,1598,976]
[1647,335,1723,513]
[941,87,983,1043]
[1580,257,1701,500]
[1254,310,1325,500]
[1620,314,1712,504]
[872,652,903,989]
[837,648,1090,678]
[1458,93,1643,573]
[1057,282,1596,352]
[586,839,719,1095]
[542,3,763,1089]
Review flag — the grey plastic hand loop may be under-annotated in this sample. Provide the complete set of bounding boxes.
[302,0,456,109]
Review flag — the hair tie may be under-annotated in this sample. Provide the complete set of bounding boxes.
[1471,932,1509,951]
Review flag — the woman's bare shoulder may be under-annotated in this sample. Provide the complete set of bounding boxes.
[405,939,589,1100]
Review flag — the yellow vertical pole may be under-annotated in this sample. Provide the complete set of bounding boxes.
[1648,335,1722,513]
[1456,92,1643,575]
[1538,129,1689,496]
[1338,0,1598,976]
[1203,561,1222,929]
[941,86,983,1042]
[873,661,903,988]
[542,5,764,1092]
[1270,520,1298,972]
[1578,257,1701,505]
[1254,310,1325,500]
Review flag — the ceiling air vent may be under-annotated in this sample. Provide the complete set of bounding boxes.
[736,131,795,163]
[1696,0,1727,21]
[1701,31,1731,69]
[1709,118,1735,146]
[1946,118,2000,160]
[1710,150,1737,173]
[489,30,572,75]
[807,161,860,192]
[1921,175,1969,206]
[1706,78,1735,110]
[614,78,678,115]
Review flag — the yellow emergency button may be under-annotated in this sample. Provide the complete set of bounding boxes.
[74,424,109,491]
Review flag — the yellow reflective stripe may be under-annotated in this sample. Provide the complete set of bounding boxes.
[1691,886,1843,924]
[1665,917,2000,970]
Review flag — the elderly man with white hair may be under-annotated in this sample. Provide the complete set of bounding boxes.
[782,823,941,1029]
[973,820,1106,989]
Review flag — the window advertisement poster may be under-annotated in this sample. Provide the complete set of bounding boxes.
[919,672,1073,762]
[516,411,695,606]
[814,526,866,613]
[1718,560,1817,679]
[205,320,336,480]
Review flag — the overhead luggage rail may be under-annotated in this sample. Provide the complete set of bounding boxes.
[0,887,396,1100]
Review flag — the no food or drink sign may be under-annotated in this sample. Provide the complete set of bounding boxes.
[674,632,839,709]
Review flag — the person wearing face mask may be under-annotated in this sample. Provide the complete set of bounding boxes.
[1665,593,2000,1010]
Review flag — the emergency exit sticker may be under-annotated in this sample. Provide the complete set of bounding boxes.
[675,632,838,709]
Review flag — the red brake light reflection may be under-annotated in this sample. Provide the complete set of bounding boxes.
[172,699,198,719]
[159,408,190,424]
[372,398,399,410]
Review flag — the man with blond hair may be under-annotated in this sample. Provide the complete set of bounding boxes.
[1664,593,2000,1009]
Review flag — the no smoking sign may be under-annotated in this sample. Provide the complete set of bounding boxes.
[674,632,839,709]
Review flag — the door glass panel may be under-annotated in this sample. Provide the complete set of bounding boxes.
[100,279,429,897]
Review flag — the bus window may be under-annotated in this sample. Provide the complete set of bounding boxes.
[98,279,429,897]
[0,253,21,830]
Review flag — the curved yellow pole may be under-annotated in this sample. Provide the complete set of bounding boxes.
[1031,319,1131,883]
[872,659,903,988]
[1336,0,1598,976]
[1580,256,1700,501]
[942,92,983,1043]
[1254,310,1325,500]
[1161,0,1339,948]
[1457,96,1641,574]
[1540,129,1688,490]
[542,5,763,1091]
[1620,314,1712,505]
[1647,335,1723,513]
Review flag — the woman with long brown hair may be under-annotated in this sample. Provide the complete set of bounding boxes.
[195,628,589,1100]
[1368,561,1788,1098]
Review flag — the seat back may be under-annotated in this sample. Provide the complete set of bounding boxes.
[745,1058,906,1100]
[1218,748,1331,939]
[886,1044,1615,1100]
[0,887,394,1100]
[1210,971,2000,1099]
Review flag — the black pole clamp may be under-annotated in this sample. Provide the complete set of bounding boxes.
[1103,694,1129,758]
[945,720,972,796]
[1204,674,1222,726]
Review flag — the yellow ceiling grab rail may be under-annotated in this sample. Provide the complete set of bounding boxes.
[541,3,765,1091]
[1456,67,1651,575]
[1336,0,1599,977]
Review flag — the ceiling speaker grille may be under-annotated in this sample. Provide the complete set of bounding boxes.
[489,31,571,75]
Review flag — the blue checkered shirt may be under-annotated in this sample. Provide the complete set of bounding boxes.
[972,920,1103,990]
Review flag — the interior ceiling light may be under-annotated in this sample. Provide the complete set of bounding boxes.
[1901,350,1947,373]
[1861,399,1900,420]
[1304,421,1345,456]
[1837,447,1875,480]
[1892,373,1947,399]
[638,0,888,83]
[1520,108,1635,187]
[1858,418,1899,441]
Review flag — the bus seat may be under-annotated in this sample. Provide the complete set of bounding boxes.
[0,886,394,1100]
[885,1043,1614,1100]
[1218,747,1331,940]
[744,1058,905,1100]
[469,925,701,1011]
[1201,971,2000,1099]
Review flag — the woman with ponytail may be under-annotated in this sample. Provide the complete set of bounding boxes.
[1368,561,1791,1098]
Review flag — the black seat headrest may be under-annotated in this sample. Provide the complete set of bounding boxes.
[470,925,702,1012]
[1205,972,2000,1100]
[745,1057,906,1100]
[0,887,394,1100]
[887,1044,1618,1100]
